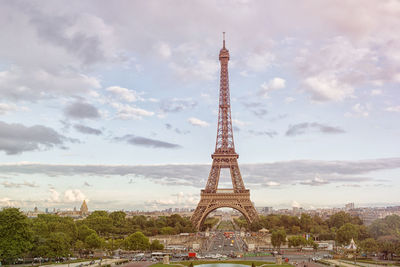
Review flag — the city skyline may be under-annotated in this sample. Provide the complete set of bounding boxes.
[0,1,400,211]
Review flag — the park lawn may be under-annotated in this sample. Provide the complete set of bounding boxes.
[150,264,182,267]
[173,260,287,266]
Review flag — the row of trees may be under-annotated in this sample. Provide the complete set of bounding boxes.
[235,213,400,258]
[235,211,400,256]
[264,220,400,260]
[0,208,186,264]
[83,211,194,236]
[234,211,368,245]
[2,207,400,263]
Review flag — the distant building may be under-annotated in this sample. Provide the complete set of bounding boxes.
[345,203,355,210]
[259,207,273,214]
[80,200,89,215]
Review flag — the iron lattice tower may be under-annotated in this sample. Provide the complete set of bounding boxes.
[191,34,259,230]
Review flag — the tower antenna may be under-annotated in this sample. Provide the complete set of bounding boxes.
[223,32,226,48]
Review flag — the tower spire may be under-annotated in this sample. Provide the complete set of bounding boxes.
[216,32,233,153]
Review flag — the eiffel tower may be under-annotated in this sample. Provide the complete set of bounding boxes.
[191,33,258,230]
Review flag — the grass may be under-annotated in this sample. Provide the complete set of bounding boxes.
[174,260,284,266]
[216,221,236,231]
[349,260,400,267]
[150,264,182,267]
[151,263,289,267]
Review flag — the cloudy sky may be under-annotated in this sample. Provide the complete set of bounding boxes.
[0,0,399,211]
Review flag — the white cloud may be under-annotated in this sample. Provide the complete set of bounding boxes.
[245,51,275,72]
[47,188,87,203]
[232,119,250,127]
[385,106,400,112]
[291,200,301,208]
[0,67,101,101]
[169,59,219,81]
[48,188,60,202]
[64,189,86,202]
[303,74,354,102]
[266,181,280,187]
[371,89,382,96]
[285,97,295,103]
[0,103,18,115]
[167,42,220,81]
[300,175,329,186]
[1,181,38,188]
[0,197,15,207]
[259,77,286,98]
[155,42,172,59]
[345,103,369,117]
[111,102,154,119]
[106,86,143,102]
[188,117,209,127]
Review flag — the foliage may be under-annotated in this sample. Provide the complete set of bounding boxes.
[160,226,176,235]
[336,223,359,245]
[0,208,33,263]
[84,211,113,235]
[271,229,286,249]
[85,232,103,249]
[359,238,378,253]
[368,215,400,239]
[174,260,285,266]
[124,231,150,250]
[82,212,194,236]
[78,224,96,241]
[202,217,219,231]
[287,235,307,248]
[327,211,363,229]
[249,220,263,232]
[4,208,400,259]
[30,214,78,257]
[45,232,71,257]
[150,239,164,250]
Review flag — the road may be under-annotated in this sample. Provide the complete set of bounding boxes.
[206,230,241,254]
[121,262,153,267]
[39,259,120,267]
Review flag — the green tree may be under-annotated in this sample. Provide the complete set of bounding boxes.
[368,215,400,239]
[160,226,176,235]
[288,235,307,249]
[291,226,301,234]
[124,232,150,251]
[78,224,96,241]
[249,220,262,232]
[46,232,71,257]
[0,208,33,263]
[359,238,378,254]
[300,214,313,233]
[336,223,358,245]
[84,211,113,235]
[271,229,286,250]
[85,233,102,249]
[150,239,164,250]
[378,239,395,260]
[32,214,77,244]
[328,211,362,229]
[75,240,85,257]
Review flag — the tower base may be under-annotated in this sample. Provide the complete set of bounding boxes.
[191,189,258,230]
